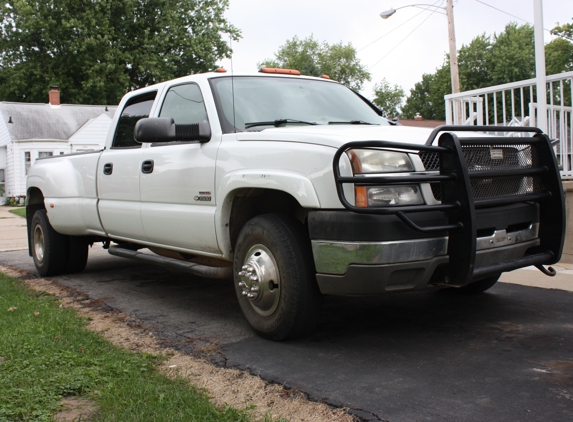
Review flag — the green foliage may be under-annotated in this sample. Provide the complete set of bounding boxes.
[372,78,405,118]
[401,61,451,120]
[0,0,240,105]
[546,38,573,74]
[8,207,26,218]
[259,35,371,91]
[458,34,493,91]
[402,21,573,120]
[489,23,535,84]
[551,20,573,42]
[0,272,250,421]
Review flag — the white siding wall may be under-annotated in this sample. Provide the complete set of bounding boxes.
[0,146,6,199]
[69,114,111,152]
[0,116,9,200]
[1,109,112,198]
[5,143,15,197]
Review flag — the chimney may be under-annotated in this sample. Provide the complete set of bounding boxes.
[414,112,422,121]
[49,86,60,106]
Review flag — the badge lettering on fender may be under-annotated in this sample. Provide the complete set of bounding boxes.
[194,191,212,202]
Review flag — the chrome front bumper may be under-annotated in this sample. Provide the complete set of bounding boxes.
[312,223,540,275]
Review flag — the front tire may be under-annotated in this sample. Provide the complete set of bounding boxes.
[31,209,68,276]
[234,214,322,340]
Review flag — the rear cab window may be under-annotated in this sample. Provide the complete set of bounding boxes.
[111,92,157,149]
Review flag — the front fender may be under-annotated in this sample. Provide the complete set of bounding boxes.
[215,170,321,258]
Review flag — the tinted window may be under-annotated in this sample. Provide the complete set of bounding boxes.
[112,92,156,148]
[159,83,207,124]
[209,76,389,133]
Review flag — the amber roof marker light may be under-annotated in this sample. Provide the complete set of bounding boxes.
[259,68,301,75]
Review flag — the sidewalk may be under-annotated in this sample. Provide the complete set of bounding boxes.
[1,205,572,291]
[0,206,28,252]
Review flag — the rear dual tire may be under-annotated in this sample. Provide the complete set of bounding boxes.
[31,209,89,277]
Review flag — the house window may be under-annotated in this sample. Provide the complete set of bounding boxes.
[39,151,53,158]
[24,152,31,175]
[0,169,4,197]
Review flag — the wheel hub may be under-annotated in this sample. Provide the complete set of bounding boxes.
[237,244,280,316]
[33,225,45,263]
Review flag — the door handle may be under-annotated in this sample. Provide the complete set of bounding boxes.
[103,163,113,175]
[141,160,154,174]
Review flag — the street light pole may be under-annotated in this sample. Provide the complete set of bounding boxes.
[380,1,460,95]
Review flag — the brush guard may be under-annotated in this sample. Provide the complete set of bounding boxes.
[332,126,565,287]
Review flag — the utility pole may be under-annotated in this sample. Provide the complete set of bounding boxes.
[446,0,460,95]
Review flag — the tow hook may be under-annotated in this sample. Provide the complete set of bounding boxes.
[535,264,557,277]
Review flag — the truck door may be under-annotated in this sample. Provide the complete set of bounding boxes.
[97,91,156,241]
[138,83,220,253]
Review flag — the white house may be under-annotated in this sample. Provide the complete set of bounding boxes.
[0,88,116,202]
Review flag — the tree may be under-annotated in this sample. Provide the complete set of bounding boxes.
[259,35,371,91]
[402,23,544,120]
[551,20,573,42]
[490,23,535,84]
[457,34,493,91]
[0,0,240,104]
[401,60,451,120]
[546,20,573,74]
[372,78,404,118]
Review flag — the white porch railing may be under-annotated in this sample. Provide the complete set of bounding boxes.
[445,71,573,178]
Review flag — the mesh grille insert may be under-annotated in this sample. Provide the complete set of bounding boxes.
[419,144,541,201]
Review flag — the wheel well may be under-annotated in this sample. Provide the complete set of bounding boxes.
[228,189,308,252]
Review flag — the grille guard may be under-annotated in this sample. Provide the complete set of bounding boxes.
[332,125,565,286]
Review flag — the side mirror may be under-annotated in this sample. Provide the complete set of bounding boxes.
[134,117,211,143]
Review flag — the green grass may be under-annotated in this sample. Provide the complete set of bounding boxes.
[8,207,26,218]
[0,272,253,422]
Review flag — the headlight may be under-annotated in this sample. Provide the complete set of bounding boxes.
[346,149,422,208]
[355,185,423,207]
[347,149,414,173]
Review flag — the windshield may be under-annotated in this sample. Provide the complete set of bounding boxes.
[209,76,389,133]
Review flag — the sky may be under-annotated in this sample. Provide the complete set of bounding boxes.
[219,0,573,99]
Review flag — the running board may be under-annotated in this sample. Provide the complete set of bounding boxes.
[108,247,233,280]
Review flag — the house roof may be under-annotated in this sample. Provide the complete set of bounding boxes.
[0,102,117,143]
[398,119,446,128]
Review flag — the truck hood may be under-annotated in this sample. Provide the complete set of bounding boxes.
[234,125,436,149]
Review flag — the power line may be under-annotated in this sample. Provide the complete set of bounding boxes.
[358,9,432,52]
[473,0,558,35]
[368,8,440,70]
[473,0,529,24]
[359,0,445,53]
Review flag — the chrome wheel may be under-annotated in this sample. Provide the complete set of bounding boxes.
[237,244,280,317]
[33,224,45,263]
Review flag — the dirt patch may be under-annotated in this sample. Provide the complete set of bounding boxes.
[53,398,98,421]
[0,265,354,422]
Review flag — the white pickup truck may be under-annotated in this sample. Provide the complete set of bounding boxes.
[26,69,565,340]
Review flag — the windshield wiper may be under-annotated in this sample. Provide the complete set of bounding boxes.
[328,120,374,125]
[244,119,318,129]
